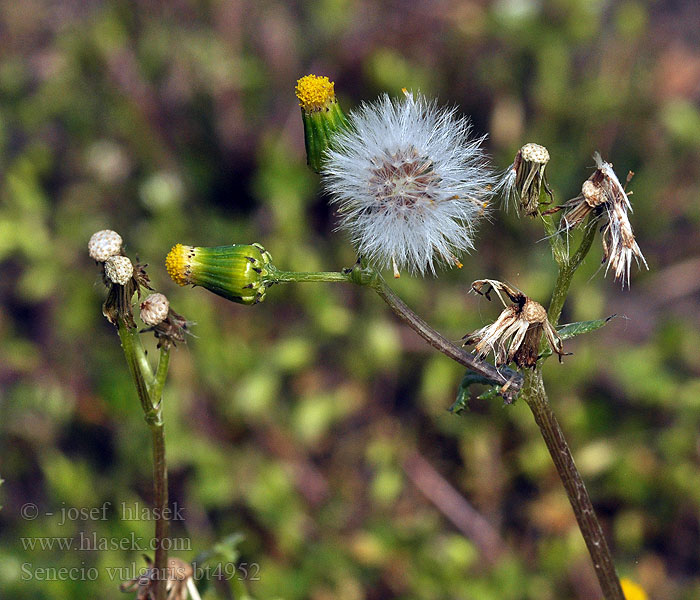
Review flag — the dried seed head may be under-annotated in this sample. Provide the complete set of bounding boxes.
[521,298,547,324]
[520,143,550,164]
[581,179,606,208]
[323,91,493,276]
[88,229,123,262]
[557,152,647,287]
[104,255,134,286]
[463,280,567,369]
[140,293,170,326]
[498,143,552,216]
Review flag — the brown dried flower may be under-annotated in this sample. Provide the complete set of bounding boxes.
[498,143,553,216]
[462,280,568,369]
[553,152,647,287]
[140,293,170,327]
[140,298,191,350]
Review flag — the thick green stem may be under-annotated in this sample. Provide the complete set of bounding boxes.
[117,320,153,414]
[118,320,170,600]
[149,347,170,600]
[522,370,623,599]
[268,270,352,284]
[150,420,169,600]
[542,214,568,267]
[151,348,171,409]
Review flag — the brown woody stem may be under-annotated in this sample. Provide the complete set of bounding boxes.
[524,213,623,598]
[522,370,623,599]
[369,272,523,400]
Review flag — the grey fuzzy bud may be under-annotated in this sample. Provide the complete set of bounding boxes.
[88,230,123,262]
[105,255,134,286]
[140,293,170,326]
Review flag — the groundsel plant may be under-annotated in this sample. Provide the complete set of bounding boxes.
[90,230,199,600]
[157,74,652,599]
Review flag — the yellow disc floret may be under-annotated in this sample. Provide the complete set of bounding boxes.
[295,74,336,112]
[165,244,193,286]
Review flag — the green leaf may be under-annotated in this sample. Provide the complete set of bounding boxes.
[477,386,502,402]
[450,371,499,415]
[557,314,617,340]
[540,315,617,360]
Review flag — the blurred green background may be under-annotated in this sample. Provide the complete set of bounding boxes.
[1,0,699,598]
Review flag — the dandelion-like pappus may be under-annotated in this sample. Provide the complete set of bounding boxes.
[555,152,647,287]
[322,90,494,277]
[462,280,568,369]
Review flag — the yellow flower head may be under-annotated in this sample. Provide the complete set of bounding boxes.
[295,74,336,112]
[165,243,272,305]
[165,243,192,287]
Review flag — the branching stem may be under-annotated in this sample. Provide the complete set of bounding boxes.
[265,266,523,400]
[261,226,619,597]
[523,214,623,599]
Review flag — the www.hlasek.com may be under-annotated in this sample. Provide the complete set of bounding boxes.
[20,561,261,582]
[21,532,191,552]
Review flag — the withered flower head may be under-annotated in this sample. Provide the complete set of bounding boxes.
[601,198,648,287]
[498,143,553,216]
[139,293,191,349]
[462,279,568,369]
[139,293,170,327]
[556,152,647,287]
[91,230,154,327]
[105,255,134,286]
[120,555,197,600]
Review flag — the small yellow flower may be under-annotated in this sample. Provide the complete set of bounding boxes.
[166,243,272,305]
[295,74,336,112]
[621,578,648,600]
[295,74,349,172]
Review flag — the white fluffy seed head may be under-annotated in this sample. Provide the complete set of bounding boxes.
[140,293,170,326]
[322,92,494,275]
[88,230,123,262]
[104,255,134,285]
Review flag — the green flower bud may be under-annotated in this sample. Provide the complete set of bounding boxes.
[166,243,272,305]
[295,74,349,173]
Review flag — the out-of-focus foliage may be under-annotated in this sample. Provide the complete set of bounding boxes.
[1,1,699,598]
